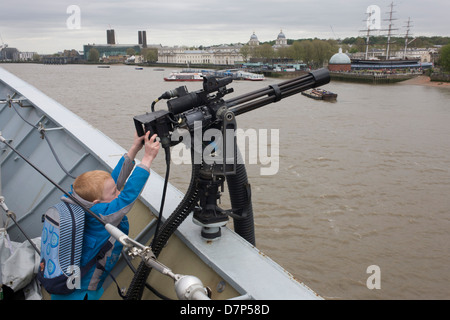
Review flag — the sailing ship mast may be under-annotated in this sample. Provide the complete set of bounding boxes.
[364,26,371,60]
[383,1,398,59]
[403,17,416,59]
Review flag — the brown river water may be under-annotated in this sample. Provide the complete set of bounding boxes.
[2,63,450,299]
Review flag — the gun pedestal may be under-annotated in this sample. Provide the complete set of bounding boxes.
[192,167,229,241]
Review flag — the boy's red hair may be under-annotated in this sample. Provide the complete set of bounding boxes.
[73,170,111,202]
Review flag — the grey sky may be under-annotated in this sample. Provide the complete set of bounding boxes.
[1,0,449,54]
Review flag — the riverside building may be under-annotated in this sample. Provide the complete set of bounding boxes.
[158,30,291,66]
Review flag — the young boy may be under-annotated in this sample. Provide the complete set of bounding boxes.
[52,131,160,300]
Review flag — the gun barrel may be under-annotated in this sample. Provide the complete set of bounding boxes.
[226,68,330,116]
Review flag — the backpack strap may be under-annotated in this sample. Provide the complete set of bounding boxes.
[58,202,85,276]
[80,240,113,278]
[81,239,126,299]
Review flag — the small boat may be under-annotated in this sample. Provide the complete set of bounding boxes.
[214,69,265,81]
[302,88,337,101]
[164,72,203,82]
[97,65,110,69]
[135,67,144,70]
[241,72,265,81]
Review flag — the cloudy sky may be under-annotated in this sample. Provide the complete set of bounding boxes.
[1,0,449,54]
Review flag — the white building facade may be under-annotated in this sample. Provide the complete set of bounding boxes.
[158,45,243,65]
[157,30,291,65]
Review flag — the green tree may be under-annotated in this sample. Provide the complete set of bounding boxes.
[32,53,41,62]
[311,39,331,67]
[300,41,314,66]
[354,37,366,52]
[126,48,136,56]
[276,46,291,60]
[141,48,158,62]
[254,44,275,62]
[439,44,450,72]
[289,41,304,61]
[240,45,251,62]
[88,48,99,62]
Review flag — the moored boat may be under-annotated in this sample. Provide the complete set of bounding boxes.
[201,69,264,81]
[302,88,337,101]
[164,72,203,81]
[241,72,265,81]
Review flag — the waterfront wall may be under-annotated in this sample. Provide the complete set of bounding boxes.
[430,73,450,82]
[262,70,308,78]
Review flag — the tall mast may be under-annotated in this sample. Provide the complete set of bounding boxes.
[403,17,415,59]
[384,2,398,59]
[365,28,371,60]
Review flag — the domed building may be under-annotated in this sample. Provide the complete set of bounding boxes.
[248,32,259,46]
[328,48,351,72]
[274,30,288,48]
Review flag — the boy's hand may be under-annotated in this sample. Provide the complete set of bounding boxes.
[141,131,160,168]
[127,131,145,160]
[133,131,145,149]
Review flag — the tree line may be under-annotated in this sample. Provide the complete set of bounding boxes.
[241,39,339,69]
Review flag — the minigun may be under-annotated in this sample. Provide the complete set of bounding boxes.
[135,69,330,238]
[133,67,330,240]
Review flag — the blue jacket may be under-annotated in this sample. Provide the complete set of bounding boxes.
[52,154,150,300]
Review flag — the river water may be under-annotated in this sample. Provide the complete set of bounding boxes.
[2,64,450,299]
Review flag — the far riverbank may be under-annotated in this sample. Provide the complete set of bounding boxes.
[400,75,450,88]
